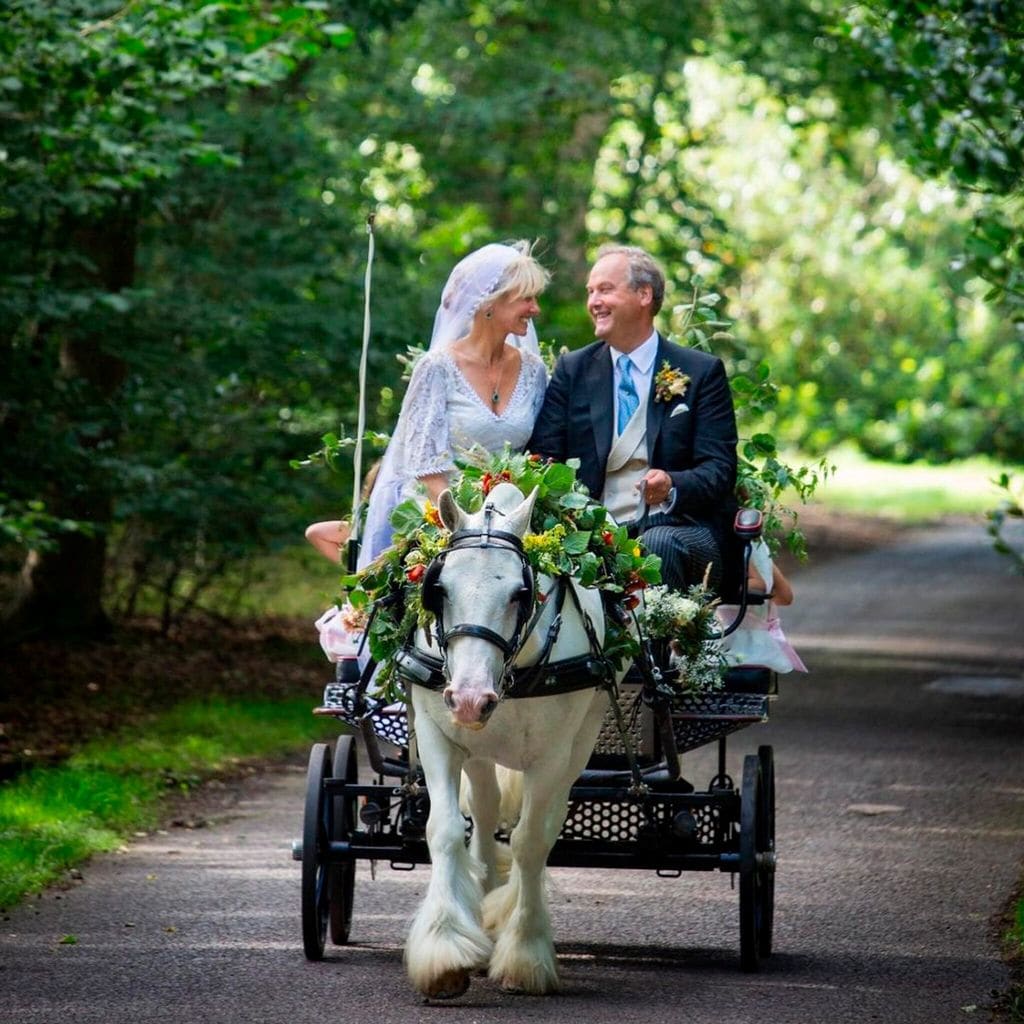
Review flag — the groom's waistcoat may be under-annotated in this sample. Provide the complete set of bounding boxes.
[601,390,650,525]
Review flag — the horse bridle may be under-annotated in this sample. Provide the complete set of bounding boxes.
[420,509,535,689]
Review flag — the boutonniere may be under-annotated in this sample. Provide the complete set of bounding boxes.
[654,361,690,403]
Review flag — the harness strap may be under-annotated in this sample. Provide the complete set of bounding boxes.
[395,644,609,699]
[443,622,517,658]
[507,577,568,696]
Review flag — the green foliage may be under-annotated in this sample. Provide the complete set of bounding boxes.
[0,1,423,630]
[675,279,831,554]
[588,53,1023,467]
[840,1,1024,322]
[3,0,1022,637]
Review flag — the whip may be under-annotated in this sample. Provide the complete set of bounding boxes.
[347,211,375,572]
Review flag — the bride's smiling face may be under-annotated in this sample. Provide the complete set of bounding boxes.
[488,292,540,337]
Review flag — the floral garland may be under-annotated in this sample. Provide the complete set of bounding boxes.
[338,448,662,700]
[338,447,727,701]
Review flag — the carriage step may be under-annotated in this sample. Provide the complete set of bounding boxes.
[291,839,303,861]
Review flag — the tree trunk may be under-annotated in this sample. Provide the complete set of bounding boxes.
[2,207,135,644]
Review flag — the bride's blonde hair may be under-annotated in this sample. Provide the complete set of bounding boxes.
[490,239,550,302]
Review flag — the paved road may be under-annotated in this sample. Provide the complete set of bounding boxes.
[2,520,1022,1023]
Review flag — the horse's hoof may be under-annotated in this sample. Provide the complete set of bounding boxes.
[423,969,471,1001]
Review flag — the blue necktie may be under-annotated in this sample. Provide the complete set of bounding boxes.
[617,356,639,434]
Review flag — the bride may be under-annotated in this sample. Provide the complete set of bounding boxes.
[356,240,551,567]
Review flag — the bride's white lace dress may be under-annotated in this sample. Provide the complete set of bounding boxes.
[360,348,548,564]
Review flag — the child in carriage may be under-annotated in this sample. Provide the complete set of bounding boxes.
[717,539,807,674]
[305,517,366,664]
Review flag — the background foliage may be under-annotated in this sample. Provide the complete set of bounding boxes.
[2,0,1022,639]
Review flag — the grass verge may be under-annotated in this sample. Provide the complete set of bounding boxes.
[0,696,339,908]
[806,447,1014,521]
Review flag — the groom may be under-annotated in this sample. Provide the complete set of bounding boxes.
[529,245,738,594]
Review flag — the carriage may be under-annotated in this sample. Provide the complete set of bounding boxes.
[292,490,780,991]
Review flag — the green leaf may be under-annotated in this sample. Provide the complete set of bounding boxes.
[558,492,590,510]
[562,530,591,555]
[542,462,576,496]
[388,500,423,536]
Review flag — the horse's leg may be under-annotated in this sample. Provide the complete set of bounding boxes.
[484,770,568,994]
[462,758,505,893]
[486,694,610,994]
[404,712,492,1000]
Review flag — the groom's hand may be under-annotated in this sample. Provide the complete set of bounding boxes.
[638,469,673,506]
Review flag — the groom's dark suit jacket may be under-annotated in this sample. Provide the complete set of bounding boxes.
[529,334,738,542]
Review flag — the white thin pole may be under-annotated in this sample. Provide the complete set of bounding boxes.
[350,212,375,552]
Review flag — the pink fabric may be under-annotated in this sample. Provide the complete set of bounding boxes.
[314,605,363,663]
[716,605,807,673]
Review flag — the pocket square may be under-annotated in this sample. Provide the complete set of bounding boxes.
[670,403,690,417]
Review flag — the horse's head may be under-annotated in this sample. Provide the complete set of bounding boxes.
[424,482,538,729]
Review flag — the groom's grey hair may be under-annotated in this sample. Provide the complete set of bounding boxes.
[595,244,666,315]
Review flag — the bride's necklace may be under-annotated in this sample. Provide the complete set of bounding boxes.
[456,340,509,408]
[488,360,503,406]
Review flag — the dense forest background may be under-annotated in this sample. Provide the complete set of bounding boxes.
[2,0,1022,642]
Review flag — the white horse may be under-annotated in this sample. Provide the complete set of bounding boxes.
[403,482,614,999]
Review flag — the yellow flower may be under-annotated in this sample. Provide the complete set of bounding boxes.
[423,500,442,528]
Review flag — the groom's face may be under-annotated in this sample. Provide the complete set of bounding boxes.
[586,254,653,351]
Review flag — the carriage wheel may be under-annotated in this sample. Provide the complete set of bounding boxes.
[328,735,358,946]
[301,742,332,961]
[738,752,771,972]
[756,745,776,958]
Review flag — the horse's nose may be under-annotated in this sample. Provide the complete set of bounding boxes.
[442,686,500,727]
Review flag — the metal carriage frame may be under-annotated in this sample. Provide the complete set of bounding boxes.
[295,656,778,973]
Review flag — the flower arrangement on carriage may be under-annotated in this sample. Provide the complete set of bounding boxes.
[335,447,726,702]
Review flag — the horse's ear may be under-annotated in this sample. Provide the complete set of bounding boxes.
[506,485,539,537]
[438,489,464,532]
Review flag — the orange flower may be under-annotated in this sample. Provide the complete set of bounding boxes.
[423,500,442,528]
